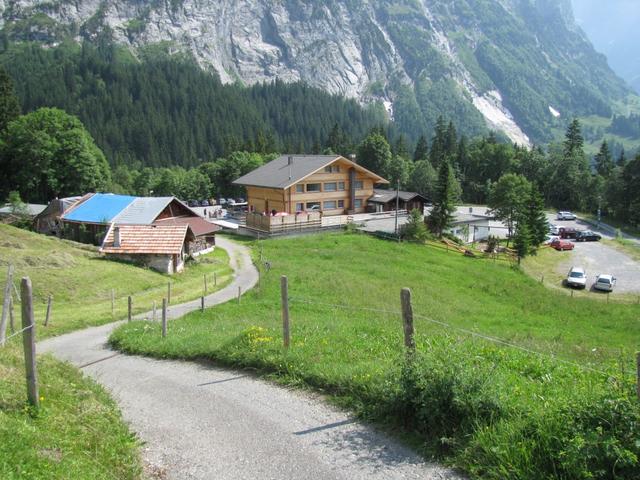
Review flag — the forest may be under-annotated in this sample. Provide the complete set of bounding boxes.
[1,36,640,230]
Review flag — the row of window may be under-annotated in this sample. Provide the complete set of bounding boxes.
[296,181,363,193]
[295,199,363,211]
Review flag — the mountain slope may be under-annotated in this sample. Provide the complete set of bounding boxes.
[0,0,637,145]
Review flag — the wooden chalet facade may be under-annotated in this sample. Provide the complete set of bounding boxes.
[233,155,389,216]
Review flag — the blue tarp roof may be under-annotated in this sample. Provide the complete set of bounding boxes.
[62,193,137,223]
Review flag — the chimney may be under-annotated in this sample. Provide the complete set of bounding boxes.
[288,156,293,180]
[349,153,357,163]
[114,226,121,248]
[288,156,294,165]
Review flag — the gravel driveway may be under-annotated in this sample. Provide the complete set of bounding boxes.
[40,237,461,480]
[563,242,640,293]
[547,214,640,293]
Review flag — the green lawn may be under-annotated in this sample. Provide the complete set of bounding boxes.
[0,224,233,339]
[111,232,640,479]
[0,342,142,479]
[0,224,234,479]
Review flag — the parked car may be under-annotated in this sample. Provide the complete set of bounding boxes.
[559,227,578,239]
[200,200,210,207]
[593,274,616,292]
[549,224,560,235]
[557,211,577,220]
[575,230,601,242]
[550,238,575,251]
[236,198,246,204]
[545,235,560,244]
[187,200,198,207]
[566,266,587,289]
[219,198,228,205]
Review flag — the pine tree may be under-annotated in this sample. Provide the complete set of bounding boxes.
[513,217,531,264]
[563,118,584,159]
[429,116,448,169]
[413,135,429,161]
[595,140,614,177]
[617,147,627,167]
[402,208,429,242]
[427,160,458,237]
[0,65,20,133]
[525,185,548,250]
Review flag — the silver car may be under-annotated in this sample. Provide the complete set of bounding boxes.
[594,274,616,292]
[566,267,587,289]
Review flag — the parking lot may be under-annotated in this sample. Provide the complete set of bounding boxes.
[547,214,640,294]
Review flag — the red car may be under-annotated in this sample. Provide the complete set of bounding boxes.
[550,239,575,251]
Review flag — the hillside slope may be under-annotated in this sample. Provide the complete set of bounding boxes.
[0,0,637,145]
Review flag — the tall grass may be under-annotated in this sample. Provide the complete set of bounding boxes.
[111,232,640,478]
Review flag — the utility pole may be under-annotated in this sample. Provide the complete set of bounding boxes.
[394,179,400,242]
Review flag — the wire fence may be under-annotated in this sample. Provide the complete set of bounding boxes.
[288,296,636,383]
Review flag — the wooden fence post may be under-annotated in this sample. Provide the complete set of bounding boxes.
[281,276,290,349]
[214,272,217,286]
[152,301,157,321]
[201,296,205,312]
[9,296,14,334]
[111,289,115,317]
[162,298,167,338]
[1,264,14,345]
[128,296,132,322]
[237,286,241,304]
[167,282,171,305]
[204,274,208,294]
[401,288,415,352]
[44,295,53,327]
[21,277,39,408]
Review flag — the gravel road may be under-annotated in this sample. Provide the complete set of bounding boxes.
[40,237,461,480]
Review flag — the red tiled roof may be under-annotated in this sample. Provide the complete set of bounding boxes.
[153,216,221,236]
[101,224,190,255]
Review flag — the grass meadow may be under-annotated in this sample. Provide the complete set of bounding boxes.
[111,232,640,479]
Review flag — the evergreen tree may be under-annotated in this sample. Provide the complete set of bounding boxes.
[444,121,458,158]
[392,134,410,159]
[513,216,531,264]
[524,185,548,249]
[563,118,584,159]
[595,140,614,177]
[0,65,20,133]
[387,154,412,189]
[402,208,429,242]
[617,147,626,167]
[429,116,448,169]
[413,135,429,161]
[427,160,458,237]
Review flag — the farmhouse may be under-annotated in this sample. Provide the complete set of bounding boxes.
[59,194,218,254]
[232,155,389,216]
[101,224,194,274]
[34,195,88,235]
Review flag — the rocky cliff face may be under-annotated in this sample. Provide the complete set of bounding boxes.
[0,0,634,145]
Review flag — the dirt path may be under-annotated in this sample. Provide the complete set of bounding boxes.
[40,237,461,480]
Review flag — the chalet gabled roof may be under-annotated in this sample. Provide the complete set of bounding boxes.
[101,224,191,255]
[113,197,176,225]
[369,189,429,204]
[232,155,389,189]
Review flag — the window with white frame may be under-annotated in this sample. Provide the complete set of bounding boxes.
[338,182,345,191]
[296,184,304,193]
[306,183,321,192]
[324,200,337,209]
[296,203,304,212]
[354,180,364,190]
[338,200,344,208]
[354,199,363,208]
[324,182,337,192]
